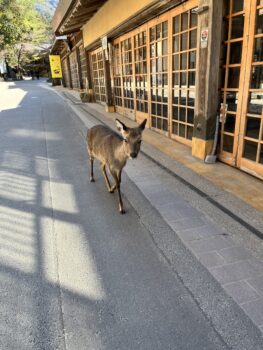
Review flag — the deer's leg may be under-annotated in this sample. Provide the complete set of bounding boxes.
[112,170,125,214]
[90,157,95,182]
[87,145,95,182]
[101,163,113,192]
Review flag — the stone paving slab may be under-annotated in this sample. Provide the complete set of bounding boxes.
[223,281,261,304]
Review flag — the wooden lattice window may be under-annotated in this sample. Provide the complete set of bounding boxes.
[121,38,134,110]
[91,49,106,104]
[149,21,169,132]
[171,8,197,141]
[134,31,148,113]
[112,43,123,107]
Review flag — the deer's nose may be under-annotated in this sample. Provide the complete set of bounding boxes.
[130,152,137,159]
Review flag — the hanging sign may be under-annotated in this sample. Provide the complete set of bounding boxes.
[201,28,208,48]
[49,55,62,78]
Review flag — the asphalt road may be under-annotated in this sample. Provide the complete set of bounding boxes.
[0,80,261,350]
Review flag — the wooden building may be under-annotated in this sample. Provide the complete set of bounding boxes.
[52,0,263,180]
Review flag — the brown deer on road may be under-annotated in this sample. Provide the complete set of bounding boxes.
[87,118,147,214]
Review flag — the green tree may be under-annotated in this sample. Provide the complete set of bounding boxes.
[0,0,53,77]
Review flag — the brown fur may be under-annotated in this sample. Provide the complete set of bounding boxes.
[87,119,146,214]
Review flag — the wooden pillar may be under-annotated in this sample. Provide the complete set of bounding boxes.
[76,46,84,90]
[66,55,73,89]
[192,0,223,160]
[102,41,115,113]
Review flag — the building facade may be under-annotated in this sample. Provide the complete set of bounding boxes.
[52,0,263,180]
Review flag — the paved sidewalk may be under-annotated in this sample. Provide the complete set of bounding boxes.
[52,86,263,335]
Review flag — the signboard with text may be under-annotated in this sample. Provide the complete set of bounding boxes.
[49,55,62,78]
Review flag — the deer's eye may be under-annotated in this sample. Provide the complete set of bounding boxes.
[124,139,128,143]
[138,140,142,144]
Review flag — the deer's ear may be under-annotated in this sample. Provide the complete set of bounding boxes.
[116,119,127,133]
[139,119,147,131]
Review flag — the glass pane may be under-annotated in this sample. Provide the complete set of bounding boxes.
[243,140,258,161]
[255,9,263,35]
[232,0,244,13]
[227,67,240,88]
[224,114,236,133]
[163,57,168,71]
[246,117,261,139]
[190,30,197,49]
[163,39,168,55]
[150,44,156,58]
[157,41,162,56]
[188,91,195,107]
[163,119,168,131]
[179,124,186,137]
[152,116,156,128]
[181,53,187,69]
[157,117,162,129]
[230,41,243,64]
[189,51,196,69]
[190,10,197,28]
[231,16,244,39]
[182,12,188,31]
[173,36,180,52]
[173,54,179,70]
[180,89,187,105]
[223,134,234,153]
[187,126,193,140]
[163,21,168,38]
[253,37,263,62]
[189,71,195,87]
[173,89,179,104]
[152,103,156,115]
[172,122,178,134]
[180,107,186,121]
[173,72,179,86]
[226,91,238,111]
[188,108,194,124]
[163,104,168,118]
[156,24,161,40]
[181,32,188,51]
[150,27,155,42]
[180,72,187,86]
[250,65,263,89]
[173,16,180,34]
[247,92,263,115]
[173,106,179,120]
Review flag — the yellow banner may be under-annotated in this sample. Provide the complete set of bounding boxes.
[49,55,62,78]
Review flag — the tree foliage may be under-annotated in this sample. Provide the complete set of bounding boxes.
[0,0,54,70]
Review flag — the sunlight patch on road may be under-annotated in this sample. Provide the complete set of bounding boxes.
[0,206,36,273]
[0,171,36,203]
[8,129,62,141]
[0,85,27,112]
[1,151,31,172]
[42,181,79,214]
[42,217,106,301]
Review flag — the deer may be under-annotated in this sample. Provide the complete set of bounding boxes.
[87,118,147,214]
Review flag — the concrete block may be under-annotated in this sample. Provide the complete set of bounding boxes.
[178,224,224,242]
[247,276,263,296]
[169,217,206,232]
[224,281,260,304]
[241,298,263,326]
[198,251,226,268]
[210,260,263,285]
[218,246,252,263]
[187,236,234,254]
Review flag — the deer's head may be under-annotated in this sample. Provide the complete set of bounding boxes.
[116,119,147,159]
